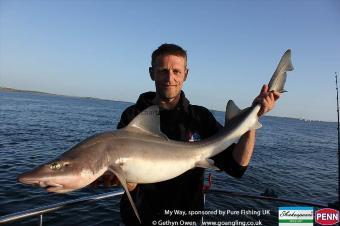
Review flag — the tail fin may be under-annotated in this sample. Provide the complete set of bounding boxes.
[268,49,294,93]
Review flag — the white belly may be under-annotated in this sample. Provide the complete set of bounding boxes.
[121,158,196,183]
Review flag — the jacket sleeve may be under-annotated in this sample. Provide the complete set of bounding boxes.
[202,109,248,178]
[212,144,248,178]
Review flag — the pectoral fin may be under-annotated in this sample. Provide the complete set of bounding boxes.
[196,159,220,170]
[108,165,141,223]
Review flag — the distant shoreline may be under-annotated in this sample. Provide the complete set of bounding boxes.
[0,87,57,96]
[0,87,333,123]
[0,86,130,104]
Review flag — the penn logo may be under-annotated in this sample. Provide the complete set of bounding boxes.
[315,208,339,225]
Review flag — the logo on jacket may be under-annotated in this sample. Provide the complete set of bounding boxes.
[187,131,201,142]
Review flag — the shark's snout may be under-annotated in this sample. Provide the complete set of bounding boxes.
[17,172,38,185]
[17,171,64,192]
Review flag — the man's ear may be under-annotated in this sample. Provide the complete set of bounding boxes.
[149,67,155,81]
[184,68,189,81]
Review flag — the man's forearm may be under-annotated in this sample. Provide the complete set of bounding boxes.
[232,129,256,166]
[230,84,280,167]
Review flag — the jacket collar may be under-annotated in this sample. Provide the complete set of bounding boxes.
[136,91,190,113]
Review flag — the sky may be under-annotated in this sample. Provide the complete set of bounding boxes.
[0,0,339,122]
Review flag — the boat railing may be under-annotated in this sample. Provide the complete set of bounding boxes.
[0,190,124,225]
[0,189,330,225]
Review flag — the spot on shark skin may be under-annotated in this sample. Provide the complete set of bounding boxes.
[115,157,131,166]
[79,168,108,187]
[80,169,94,180]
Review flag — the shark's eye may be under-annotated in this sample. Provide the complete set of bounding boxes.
[49,162,62,170]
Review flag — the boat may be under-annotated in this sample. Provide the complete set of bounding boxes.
[0,188,332,225]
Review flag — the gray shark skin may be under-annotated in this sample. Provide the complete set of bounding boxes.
[18,50,294,223]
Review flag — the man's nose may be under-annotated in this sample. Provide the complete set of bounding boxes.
[163,70,174,82]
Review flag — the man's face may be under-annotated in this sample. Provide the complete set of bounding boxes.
[150,54,188,101]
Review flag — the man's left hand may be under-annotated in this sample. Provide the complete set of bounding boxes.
[253,84,280,117]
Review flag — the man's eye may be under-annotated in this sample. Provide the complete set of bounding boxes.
[157,69,168,74]
[173,70,181,75]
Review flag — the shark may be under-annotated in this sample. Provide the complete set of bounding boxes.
[18,49,294,223]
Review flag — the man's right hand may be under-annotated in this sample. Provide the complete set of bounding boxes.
[90,171,137,191]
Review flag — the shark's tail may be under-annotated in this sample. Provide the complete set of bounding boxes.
[197,50,294,168]
[268,49,294,93]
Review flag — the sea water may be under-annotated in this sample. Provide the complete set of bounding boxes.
[0,91,338,225]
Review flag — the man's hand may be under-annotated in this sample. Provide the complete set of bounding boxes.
[253,84,280,117]
[90,171,137,191]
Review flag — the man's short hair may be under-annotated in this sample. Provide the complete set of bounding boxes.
[151,43,187,67]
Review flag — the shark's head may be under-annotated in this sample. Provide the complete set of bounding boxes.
[18,148,106,193]
[17,156,106,193]
[17,132,120,193]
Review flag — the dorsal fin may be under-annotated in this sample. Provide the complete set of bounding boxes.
[225,100,241,126]
[225,100,262,129]
[126,105,168,140]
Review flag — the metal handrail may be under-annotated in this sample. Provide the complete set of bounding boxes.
[207,189,328,208]
[0,189,330,225]
[0,189,124,224]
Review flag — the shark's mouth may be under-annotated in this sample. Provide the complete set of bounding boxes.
[45,183,63,192]
[38,182,63,192]
[18,178,63,192]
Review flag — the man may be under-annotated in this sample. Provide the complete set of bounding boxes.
[102,43,279,225]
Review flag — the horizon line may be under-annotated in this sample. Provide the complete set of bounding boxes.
[0,86,335,123]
